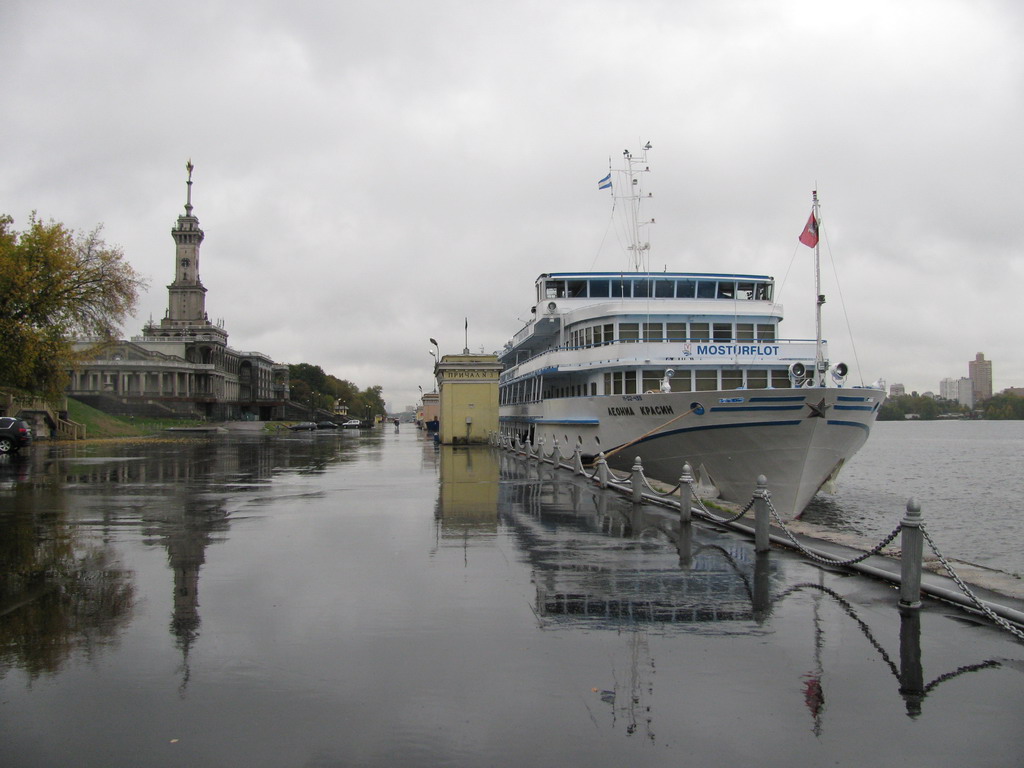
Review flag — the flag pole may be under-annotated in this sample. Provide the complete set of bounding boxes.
[812,190,824,385]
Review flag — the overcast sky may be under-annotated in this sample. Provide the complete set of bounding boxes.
[3,0,1022,410]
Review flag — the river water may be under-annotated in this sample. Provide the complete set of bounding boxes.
[1,427,1021,767]
[801,419,1024,577]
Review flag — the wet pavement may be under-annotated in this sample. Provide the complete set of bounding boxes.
[1,428,1022,767]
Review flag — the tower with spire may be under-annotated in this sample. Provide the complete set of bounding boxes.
[71,161,291,421]
[144,160,228,346]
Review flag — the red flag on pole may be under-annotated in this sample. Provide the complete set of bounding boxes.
[798,211,819,248]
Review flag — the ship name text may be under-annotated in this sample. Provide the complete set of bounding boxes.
[607,405,675,417]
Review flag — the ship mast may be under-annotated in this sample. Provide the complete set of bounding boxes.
[621,143,653,271]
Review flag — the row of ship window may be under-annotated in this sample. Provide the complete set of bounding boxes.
[499,368,794,405]
[543,277,773,301]
[567,321,777,349]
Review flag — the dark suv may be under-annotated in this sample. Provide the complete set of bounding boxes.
[0,417,32,453]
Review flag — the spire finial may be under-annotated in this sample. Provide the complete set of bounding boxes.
[185,159,195,215]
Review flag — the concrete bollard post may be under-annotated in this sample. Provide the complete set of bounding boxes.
[573,445,584,475]
[536,438,544,462]
[899,498,924,609]
[552,437,560,465]
[679,462,693,524]
[596,453,609,489]
[631,456,644,504]
[754,475,771,553]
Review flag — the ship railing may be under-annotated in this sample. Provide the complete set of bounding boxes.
[502,335,820,375]
[488,432,1024,643]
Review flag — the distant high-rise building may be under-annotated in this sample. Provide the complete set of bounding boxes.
[957,377,974,408]
[889,382,906,397]
[939,377,958,401]
[968,353,993,403]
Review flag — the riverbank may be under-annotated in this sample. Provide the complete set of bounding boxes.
[61,398,318,439]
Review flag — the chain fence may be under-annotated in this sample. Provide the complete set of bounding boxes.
[765,495,904,568]
[919,526,1024,642]
[494,434,1023,642]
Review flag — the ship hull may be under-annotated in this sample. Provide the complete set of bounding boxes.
[499,387,881,518]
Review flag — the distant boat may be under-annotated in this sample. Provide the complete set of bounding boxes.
[497,146,883,518]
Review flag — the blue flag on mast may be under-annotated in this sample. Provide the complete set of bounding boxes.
[597,173,612,190]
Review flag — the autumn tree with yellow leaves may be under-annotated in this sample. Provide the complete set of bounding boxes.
[0,213,146,401]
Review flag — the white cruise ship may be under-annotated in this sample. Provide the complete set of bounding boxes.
[497,147,884,518]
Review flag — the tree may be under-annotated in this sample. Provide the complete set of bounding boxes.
[360,384,386,418]
[877,393,967,421]
[0,213,146,400]
[288,363,328,393]
[980,392,1024,420]
[287,363,387,420]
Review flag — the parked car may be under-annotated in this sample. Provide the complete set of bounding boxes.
[341,419,363,429]
[316,421,338,429]
[0,417,32,453]
[287,421,318,431]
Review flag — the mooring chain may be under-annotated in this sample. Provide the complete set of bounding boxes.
[607,466,633,483]
[686,482,719,519]
[920,526,1024,643]
[775,581,900,678]
[683,479,754,524]
[922,660,1003,694]
[637,471,682,497]
[767,495,903,567]
[651,480,684,498]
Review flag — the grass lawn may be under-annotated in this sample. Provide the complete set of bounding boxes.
[65,399,208,438]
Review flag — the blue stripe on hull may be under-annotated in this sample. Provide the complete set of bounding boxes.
[826,419,872,432]
[607,416,872,453]
[611,419,803,452]
[709,405,804,412]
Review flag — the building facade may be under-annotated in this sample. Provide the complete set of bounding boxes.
[939,377,958,401]
[968,352,992,403]
[434,354,501,444]
[956,377,974,409]
[67,163,290,421]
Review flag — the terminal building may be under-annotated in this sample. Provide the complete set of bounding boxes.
[67,163,291,421]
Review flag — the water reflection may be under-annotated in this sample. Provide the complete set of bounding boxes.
[436,446,500,531]
[0,454,134,680]
[2,436,1018,763]
[0,433,373,686]
[498,454,778,633]
[495,451,1013,732]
